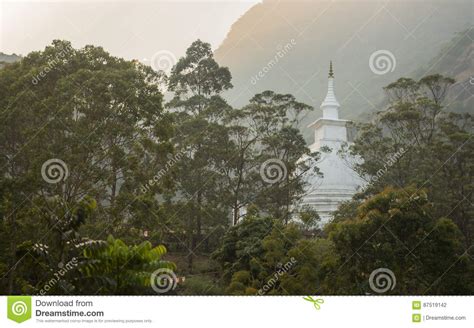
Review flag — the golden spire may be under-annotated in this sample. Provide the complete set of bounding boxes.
[328,61,334,78]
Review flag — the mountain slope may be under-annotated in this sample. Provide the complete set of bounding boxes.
[0,52,21,68]
[415,29,474,113]
[215,0,473,132]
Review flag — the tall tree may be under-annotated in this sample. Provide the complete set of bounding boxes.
[167,40,232,271]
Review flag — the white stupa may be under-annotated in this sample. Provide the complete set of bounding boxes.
[301,62,365,223]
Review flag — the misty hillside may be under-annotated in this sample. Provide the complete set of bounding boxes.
[414,29,474,114]
[0,52,21,68]
[215,0,473,136]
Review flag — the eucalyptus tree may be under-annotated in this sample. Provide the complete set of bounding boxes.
[167,40,233,270]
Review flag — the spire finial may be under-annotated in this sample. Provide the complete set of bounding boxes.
[328,61,334,78]
[320,60,340,119]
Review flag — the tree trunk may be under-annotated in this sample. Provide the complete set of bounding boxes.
[233,201,239,226]
[7,211,17,294]
[187,209,194,272]
[195,191,202,249]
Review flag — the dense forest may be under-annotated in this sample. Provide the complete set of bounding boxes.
[0,40,472,295]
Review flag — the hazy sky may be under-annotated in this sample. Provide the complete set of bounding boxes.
[0,0,259,65]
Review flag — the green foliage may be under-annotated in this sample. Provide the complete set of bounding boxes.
[280,238,337,295]
[325,187,472,294]
[179,275,224,295]
[168,39,232,97]
[0,40,174,293]
[212,215,273,281]
[214,216,309,295]
[346,74,473,244]
[1,194,176,295]
[214,187,473,295]
[297,205,321,231]
[0,198,96,294]
[78,236,175,295]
